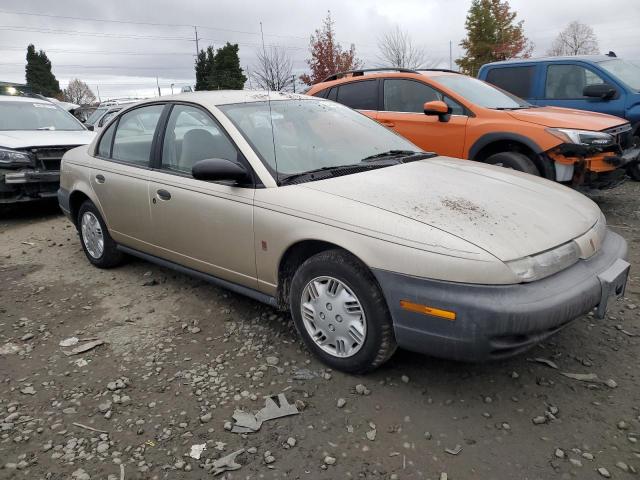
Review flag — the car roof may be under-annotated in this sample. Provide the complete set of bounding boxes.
[483,55,615,67]
[0,94,51,103]
[132,90,310,108]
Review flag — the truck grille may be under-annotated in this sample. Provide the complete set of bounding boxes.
[28,146,80,171]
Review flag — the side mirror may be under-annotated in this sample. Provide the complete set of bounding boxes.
[583,83,616,100]
[86,124,94,131]
[192,158,251,183]
[424,100,452,122]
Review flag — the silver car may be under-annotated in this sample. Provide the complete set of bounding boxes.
[58,91,629,373]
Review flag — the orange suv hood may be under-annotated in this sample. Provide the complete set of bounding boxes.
[506,106,626,131]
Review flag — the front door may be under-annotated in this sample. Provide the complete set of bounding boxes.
[376,78,468,158]
[90,103,165,252]
[147,104,257,288]
[541,63,626,118]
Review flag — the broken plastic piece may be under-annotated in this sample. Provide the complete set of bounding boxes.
[255,393,299,423]
[212,448,244,475]
[189,443,206,460]
[230,410,262,434]
[63,339,104,356]
[59,337,79,347]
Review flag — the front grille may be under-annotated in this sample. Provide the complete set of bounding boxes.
[603,124,633,149]
[28,146,80,171]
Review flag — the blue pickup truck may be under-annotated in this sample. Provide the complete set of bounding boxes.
[478,55,640,178]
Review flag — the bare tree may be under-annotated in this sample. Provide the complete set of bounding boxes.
[252,46,295,91]
[62,79,96,105]
[547,21,599,56]
[377,26,429,69]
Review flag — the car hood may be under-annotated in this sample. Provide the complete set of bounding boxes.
[506,106,627,130]
[0,130,95,149]
[302,157,601,262]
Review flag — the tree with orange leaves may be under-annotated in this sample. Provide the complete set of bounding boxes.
[300,11,362,85]
[456,0,532,76]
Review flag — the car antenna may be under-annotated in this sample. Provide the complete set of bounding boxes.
[260,21,279,183]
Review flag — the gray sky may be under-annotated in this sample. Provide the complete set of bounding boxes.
[1,0,638,100]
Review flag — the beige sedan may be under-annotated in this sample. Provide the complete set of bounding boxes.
[58,91,629,373]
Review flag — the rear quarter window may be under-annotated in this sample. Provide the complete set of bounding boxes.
[335,80,378,110]
[485,66,535,99]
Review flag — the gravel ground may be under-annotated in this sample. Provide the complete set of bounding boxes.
[1,182,640,480]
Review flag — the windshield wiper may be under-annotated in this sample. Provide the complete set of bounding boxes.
[279,162,389,185]
[360,150,421,162]
[493,106,530,110]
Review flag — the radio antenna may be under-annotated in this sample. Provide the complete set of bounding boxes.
[260,21,279,184]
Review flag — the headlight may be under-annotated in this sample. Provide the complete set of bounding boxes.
[0,147,33,167]
[546,128,614,147]
[507,240,580,283]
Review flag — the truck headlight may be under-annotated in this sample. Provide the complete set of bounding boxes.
[546,128,614,147]
[507,240,580,283]
[0,147,34,167]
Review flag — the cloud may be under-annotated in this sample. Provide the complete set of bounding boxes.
[0,0,638,98]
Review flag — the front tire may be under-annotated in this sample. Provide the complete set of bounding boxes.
[290,249,397,374]
[77,200,124,268]
[626,135,640,181]
[485,151,540,175]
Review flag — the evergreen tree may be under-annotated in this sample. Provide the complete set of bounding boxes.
[456,0,532,76]
[193,43,246,90]
[194,49,208,91]
[212,43,246,90]
[25,44,62,97]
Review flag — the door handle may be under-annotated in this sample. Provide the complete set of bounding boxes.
[95,174,105,184]
[380,121,395,127]
[156,189,171,201]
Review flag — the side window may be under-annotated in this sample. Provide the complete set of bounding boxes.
[98,110,117,128]
[161,104,239,175]
[97,121,116,158]
[313,89,329,99]
[327,87,337,101]
[443,96,466,116]
[383,79,441,113]
[112,105,163,165]
[336,80,377,110]
[485,66,535,99]
[545,64,606,99]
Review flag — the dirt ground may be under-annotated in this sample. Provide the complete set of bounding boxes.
[1,182,640,480]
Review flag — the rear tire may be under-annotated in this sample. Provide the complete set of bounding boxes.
[77,200,124,268]
[290,249,397,374]
[485,151,540,176]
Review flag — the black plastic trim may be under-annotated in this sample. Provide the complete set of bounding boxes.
[469,132,544,160]
[116,245,277,307]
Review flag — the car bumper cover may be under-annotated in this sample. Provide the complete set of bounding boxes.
[372,229,629,362]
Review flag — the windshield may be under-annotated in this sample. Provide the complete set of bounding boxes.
[0,100,85,131]
[598,59,640,91]
[219,99,420,178]
[437,75,531,109]
[85,106,109,126]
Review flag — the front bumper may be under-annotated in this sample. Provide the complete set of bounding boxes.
[373,230,629,362]
[0,169,60,203]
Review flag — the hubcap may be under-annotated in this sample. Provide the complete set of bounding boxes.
[300,276,367,358]
[81,212,104,259]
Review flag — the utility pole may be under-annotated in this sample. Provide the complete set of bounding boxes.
[156,77,161,96]
[292,75,296,93]
[449,40,453,70]
[194,26,200,55]
[170,83,174,95]
[96,85,101,103]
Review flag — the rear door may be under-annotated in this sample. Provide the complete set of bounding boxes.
[90,103,164,252]
[147,103,257,287]
[541,62,626,117]
[376,78,468,158]
[483,65,539,103]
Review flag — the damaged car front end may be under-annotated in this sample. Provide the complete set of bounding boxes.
[544,123,640,190]
[0,94,95,204]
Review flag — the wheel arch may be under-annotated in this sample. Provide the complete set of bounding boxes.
[69,189,93,228]
[276,239,370,310]
[469,133,554,179]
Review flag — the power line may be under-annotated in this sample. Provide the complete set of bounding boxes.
[0,25,192,41]
[0,46,194,56]
[0,62,192,70]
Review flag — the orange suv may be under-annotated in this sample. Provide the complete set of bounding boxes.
[307,68,640,190]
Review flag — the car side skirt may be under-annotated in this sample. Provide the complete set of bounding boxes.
[116,245,278,308]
